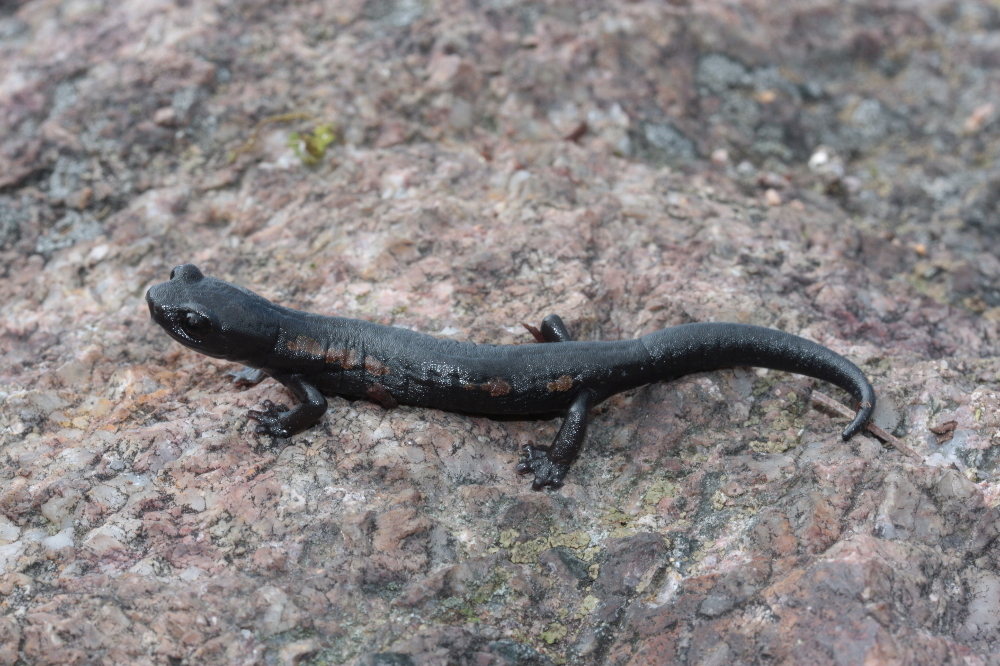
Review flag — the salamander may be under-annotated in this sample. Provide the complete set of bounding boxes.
[146,264,876,490]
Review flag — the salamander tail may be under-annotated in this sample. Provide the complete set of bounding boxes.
[640,323,877,441]
[842,392,876,440]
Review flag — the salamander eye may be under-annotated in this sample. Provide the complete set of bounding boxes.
[179,311,211,339]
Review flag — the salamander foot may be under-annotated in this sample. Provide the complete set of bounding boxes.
[516,445,569,491]
[247,400,292,438]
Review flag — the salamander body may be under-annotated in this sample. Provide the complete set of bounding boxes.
[146,264,876,489]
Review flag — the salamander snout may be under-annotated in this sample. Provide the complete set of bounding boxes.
[145,282,174,327]
[146,289,163,322]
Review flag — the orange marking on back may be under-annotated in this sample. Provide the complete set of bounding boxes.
[286,335,324,357]
[546,375,574,392]
[484,378,511,396]
[326,347,361,369]
[364,356,391,376]
[462,377,512,396]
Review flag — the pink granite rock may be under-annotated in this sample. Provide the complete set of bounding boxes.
[2,0,1000,664]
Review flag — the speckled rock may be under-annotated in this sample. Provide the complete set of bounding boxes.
[2,0,1000,665]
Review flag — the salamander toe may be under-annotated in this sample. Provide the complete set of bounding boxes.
[248,400,292,438]
[516,445,569,491]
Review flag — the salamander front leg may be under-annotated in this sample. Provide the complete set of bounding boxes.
[523,314,574,343]
[248,373,328,438]
[517,389,594,490]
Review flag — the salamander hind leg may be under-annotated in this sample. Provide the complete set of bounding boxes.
[522,314,574,343]
[540,314,573,342]
[517,389,594,490]
[247,374,328,439]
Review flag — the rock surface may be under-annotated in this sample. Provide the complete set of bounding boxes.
[2,0,1000,664]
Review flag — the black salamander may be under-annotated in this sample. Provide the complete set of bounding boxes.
[146,264,876,490]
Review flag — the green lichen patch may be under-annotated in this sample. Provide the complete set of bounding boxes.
[288,123,337,166]
[643,479,679,506]
[498,529,592,564]
[540,622,568,645]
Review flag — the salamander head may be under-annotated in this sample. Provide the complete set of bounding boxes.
[146,264,278,362]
